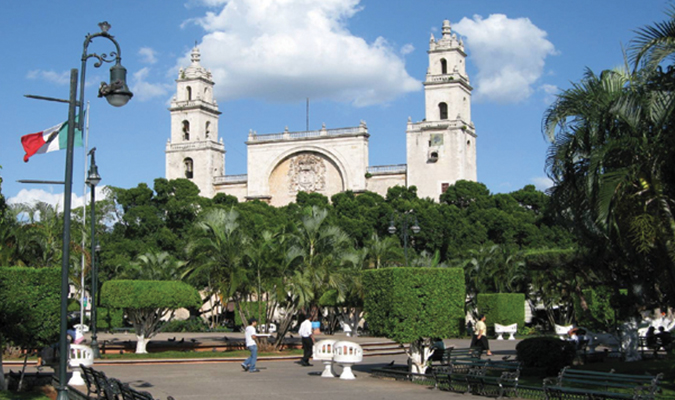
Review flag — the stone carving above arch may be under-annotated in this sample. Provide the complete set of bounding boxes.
[288,153,326,193]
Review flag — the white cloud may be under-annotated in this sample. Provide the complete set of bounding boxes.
[8,186,108,213]
[26,70,70,85]
[400,43,415,55]
[539,83,558,105]
[138,47,159,64]
[130,67,172,101]
[453,14,556,104]
[185,0,421,106]
[531,176,553,192]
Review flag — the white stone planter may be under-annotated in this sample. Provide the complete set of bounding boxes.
[68,344,94,386]
[313,339,337,378]
[495,323,517,340]
[333,341,363,380]
[555,324,573,340]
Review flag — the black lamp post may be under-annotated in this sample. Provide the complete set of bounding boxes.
[86,148,101,358]
[388,210,421,267]
[25,22,132,400]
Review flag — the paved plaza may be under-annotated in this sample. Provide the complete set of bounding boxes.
[68,332,520,400]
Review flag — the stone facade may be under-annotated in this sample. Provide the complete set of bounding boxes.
[166,20,477,205]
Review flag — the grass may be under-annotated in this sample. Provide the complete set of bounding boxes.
[98,348,303,360]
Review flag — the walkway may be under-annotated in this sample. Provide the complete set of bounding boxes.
[70,332,521,400]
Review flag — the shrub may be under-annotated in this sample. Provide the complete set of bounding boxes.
[363,267,466,342]
[0,267,60,349]
[161,317,210,332]
[67,299,81,312]
[95,307,125,331]
[516,337,575,376]
[477,293,525,330]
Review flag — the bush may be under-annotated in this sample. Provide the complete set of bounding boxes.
[95,307,125,331]
[67,298,81,312]
[477,293,525,331]
[363,267,466,342]
[161,317,211,332]
[516,337,575,376]
[0,267,60,349]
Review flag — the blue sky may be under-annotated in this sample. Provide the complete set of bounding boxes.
[0,0,670,208]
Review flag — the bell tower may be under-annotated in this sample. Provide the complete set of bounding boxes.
[406,20,477,201]
[165,46,225,197]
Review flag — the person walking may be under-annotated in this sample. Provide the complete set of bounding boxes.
[242,317,260,372]
[474,314,492,356]
[298,314,314,366]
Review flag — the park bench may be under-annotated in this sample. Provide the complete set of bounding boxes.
[430,346,482,365]
[543,366,663,400]
[81,364,109,398]
[432,359,521,397]
[80,365,176,400]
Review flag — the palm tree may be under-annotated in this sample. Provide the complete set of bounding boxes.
[290,206,354,308]
[121,251,186,280]
[185,208,250,326]
[543,60,675,305]
[364,233,401,269]
[631,7,675,71]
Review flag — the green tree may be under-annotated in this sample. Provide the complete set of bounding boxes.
[544,63,675,306]
[100,280,201,353]
[186,208,250,325]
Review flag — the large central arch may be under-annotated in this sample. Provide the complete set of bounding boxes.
[264,146,349,206]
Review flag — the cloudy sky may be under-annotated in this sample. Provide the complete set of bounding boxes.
[0,0,669,209]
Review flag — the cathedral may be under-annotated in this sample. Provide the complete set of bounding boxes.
[165,20,477,206]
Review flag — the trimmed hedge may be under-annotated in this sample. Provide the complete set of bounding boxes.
[363,267,465,343]
[477,293,525,329]
[100,280,201,310]
[95,307,125,331]
[0,267,60,348]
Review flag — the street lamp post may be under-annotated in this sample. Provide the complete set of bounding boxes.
[25,22,132,400]
[86,148,101,358]
[388,210,421,267]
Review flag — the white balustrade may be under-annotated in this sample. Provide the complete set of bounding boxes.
[333,341,363,380]
[68,344,94,386]
[313,339,337,378]
[494,323,517,340]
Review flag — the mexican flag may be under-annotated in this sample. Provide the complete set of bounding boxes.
[21,119,82,162]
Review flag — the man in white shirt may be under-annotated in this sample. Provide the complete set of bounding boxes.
[242,318,260,372]
[298,314,314,366]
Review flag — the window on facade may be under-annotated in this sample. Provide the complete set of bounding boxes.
[186,86,192,101]
[439,102,448,120]
[205,121,211,138]
[184,158,194,179]
[441,58,447,74]
[182,120,190,140]
[441,182,450,193]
